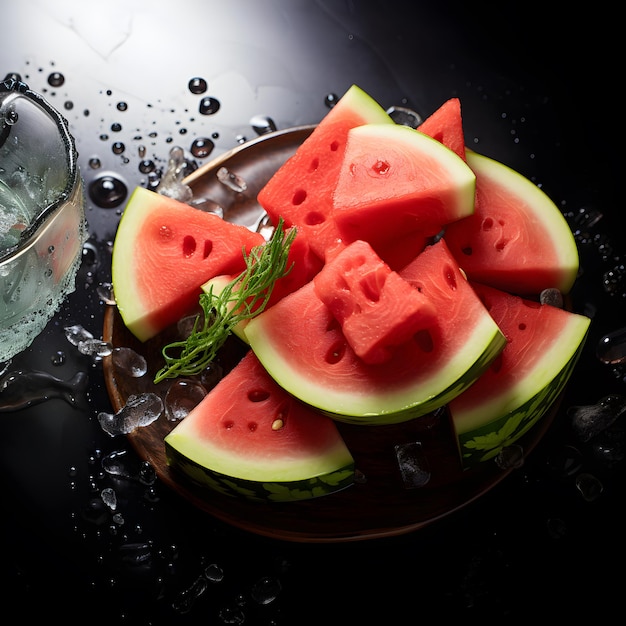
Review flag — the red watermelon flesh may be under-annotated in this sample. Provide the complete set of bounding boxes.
[447,282,591,465]
[443,150,580,295]
[257,84,394,263]
[112,187,265,342]
[246,238,505,424]
[417,97,467,161]
[332,124,476,252]
[164,350,355,502]
[313,240,437,364]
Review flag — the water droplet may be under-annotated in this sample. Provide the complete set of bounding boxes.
[188,77,208,94]
[199,96,220,116]
[51,350,66,366]
[88,157,102,169]
[64,101,73,110]
[190,137,214,158]
[116,101,128,112]
[48,71,65,87]
[112,141,125,155]
[138,159,155,174]
[250,115,277,136]
[324,92,339,108]
[250,575,281,605]
[111,122,122,132]
[575,472,604,502]
[88,175,128,208]
[597,327,626,364]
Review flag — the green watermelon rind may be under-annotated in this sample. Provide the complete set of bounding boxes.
[165,442,355,503]
[452,320,589,467]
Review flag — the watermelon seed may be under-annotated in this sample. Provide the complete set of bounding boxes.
[309,157,319,171]
[202,239,213,259]
[329,140,339,152]
[271,419,284,431]
[248,422,258,432]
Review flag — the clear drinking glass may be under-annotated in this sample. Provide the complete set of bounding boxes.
[0,76,87,362]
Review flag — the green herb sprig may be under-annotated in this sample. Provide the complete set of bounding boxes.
[153,219,295,384]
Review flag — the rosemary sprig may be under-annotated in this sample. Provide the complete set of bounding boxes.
[153,219,295,384]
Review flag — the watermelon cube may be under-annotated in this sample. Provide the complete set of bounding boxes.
[313,240,437,364]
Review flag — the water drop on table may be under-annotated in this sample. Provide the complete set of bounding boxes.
[597,326,626,364]
[88,174,128,208]
[47,71,64,87]
[250,575,281,605]
[190,137,214,158]
[199,96,220,116]
[188,77,208,94]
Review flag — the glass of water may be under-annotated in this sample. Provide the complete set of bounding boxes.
[1,76,87,362]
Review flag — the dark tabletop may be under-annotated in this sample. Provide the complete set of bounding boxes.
[2,1,623,623]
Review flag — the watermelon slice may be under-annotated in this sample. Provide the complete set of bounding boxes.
[448,282,590,467]
[257,84,395,262]
[313,240,437,364]
[443,150,580,295]
[417,97,467,161]
[245,239,506,425]
[164,350,355,502]
[112,186,264,341]
[332,124,476,251]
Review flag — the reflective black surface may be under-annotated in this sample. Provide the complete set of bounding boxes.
[2,1,622,623]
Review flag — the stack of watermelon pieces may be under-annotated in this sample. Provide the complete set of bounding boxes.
[111,85,590,502]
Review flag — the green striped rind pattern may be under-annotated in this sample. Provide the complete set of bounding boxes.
[165,442,355,503]
[318,326,507,426]
[454,333,588,467]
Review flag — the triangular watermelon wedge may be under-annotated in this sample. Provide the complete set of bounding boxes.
[417,97,467,161]
[444,150,580,295]
[164,350,355,502]
[332,124,476,250]
[112,187,264,342]
[246,239,505,425]
[257,84,395,263]
[448,282,590,467]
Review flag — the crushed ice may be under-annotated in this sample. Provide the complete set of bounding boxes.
[98,392,164,436]
[394,441,431,488]
[567,394,626,442]
[164,379,207,421]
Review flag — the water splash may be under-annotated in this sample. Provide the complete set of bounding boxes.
[0,369,88,411]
